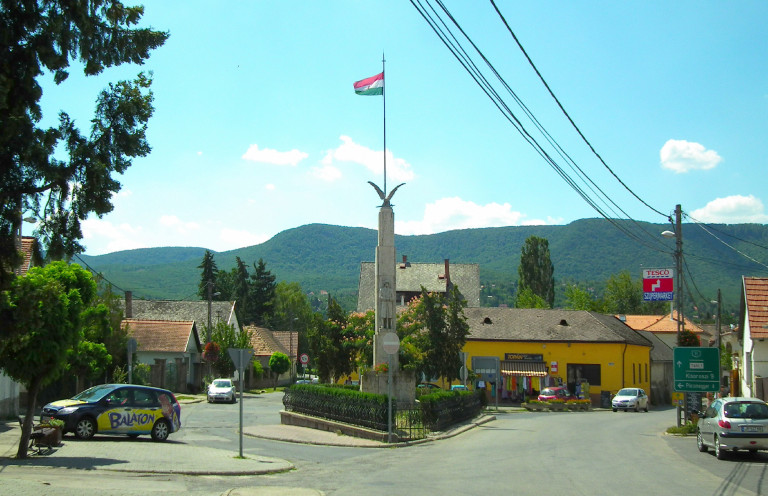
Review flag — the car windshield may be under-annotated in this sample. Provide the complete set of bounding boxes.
[72,384,116,402]
[617,389,637,396]
[213,380,232,388]
[541,389,556,395]
[723,402,768,419]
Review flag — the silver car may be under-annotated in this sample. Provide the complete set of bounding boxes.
[696,397,768,459]
[611,388,649,412]
[207,378,236,404]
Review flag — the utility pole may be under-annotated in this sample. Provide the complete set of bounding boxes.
[674,204,683,346]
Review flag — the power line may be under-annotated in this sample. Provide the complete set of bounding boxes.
[488,0,668,220]
[410,0,670,254]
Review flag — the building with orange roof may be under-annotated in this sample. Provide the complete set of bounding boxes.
[738,276,768,399]
[121,319,202,393]
[617,311,709,349]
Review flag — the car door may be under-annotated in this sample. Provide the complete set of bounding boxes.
[97,387,134,434]
[700,401,719,441]
[126,388,163,435]
[639,389,648,408]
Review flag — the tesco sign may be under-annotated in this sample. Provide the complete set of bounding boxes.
[642,268,674,301]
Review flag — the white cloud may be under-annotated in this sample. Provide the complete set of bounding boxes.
[395,197,528,235]
[242,144,308,166]
[324,135,414,182]
[81,217,147,255]
[660,139,722,173]
[690,195,768,223]
[159,215,200,234]
[217,228,270,250]
[310,164,343,182]
[265,183,276,191]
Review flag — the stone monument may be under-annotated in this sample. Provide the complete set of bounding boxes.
[361,181,415,406]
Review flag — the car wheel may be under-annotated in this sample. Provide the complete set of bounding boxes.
[612,408,617,412]
[697,430,708,452]
[75,417,96,440]
[715,436,727,460]
[634,404,639,412]
[644,403,649,412]
[230,395,236,404]
[151,419,170,442]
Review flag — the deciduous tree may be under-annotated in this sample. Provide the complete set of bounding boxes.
[268,352,290,390]
[517,236,555,308]
[0,262,96,458]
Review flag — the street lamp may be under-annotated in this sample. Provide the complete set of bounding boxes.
[662,204,683,347]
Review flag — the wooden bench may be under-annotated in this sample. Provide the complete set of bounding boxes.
[18,416,59,454]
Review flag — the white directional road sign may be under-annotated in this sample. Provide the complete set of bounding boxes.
[673,347,719,392]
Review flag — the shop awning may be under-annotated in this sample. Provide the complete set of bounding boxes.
[501,360,547,377]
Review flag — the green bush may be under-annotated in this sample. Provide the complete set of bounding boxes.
[666,422,697,435]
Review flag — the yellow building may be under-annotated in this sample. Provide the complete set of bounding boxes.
[463,308,652,405]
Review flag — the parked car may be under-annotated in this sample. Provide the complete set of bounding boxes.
[696,397,768,459]
[207,378,236,403]
[40,384,181,441]
[611,388,649,412]
[451,384,469,391]
[417,383,440,390]
[538,386,577,402]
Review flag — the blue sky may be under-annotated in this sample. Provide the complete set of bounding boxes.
[33,1,768,255]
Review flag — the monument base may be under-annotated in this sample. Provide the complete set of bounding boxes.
[361,369,416,408]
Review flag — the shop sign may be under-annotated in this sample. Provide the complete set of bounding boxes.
[550,361,558,373]
[504,353,543,361]
[642,268,674,301]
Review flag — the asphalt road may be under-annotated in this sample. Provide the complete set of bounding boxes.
[3,393,768,495]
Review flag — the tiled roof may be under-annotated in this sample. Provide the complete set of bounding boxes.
[357,261,481,311]
[121,319,200,353]
[743,277,768,339]
[246,325,289,357]
[464,308,652,347]
[617,311,705,334]
[635,330,674,361]
[122,299,238,331]
[272,331,299,360]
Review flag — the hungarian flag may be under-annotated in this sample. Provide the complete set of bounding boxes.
[354,72,384,95]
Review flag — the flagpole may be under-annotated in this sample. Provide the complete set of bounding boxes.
[382,52,386,196]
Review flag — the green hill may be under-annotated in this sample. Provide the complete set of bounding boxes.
[77,219,768,316]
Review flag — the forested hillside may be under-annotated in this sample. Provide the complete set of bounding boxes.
[78,219,768,315]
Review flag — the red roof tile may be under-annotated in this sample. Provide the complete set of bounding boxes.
[246,325,288,357]
[744,277,768,339]
[618,311,705,334]
[121,319,199,353]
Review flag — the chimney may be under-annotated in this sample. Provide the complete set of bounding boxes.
[444,259,453,291]
[399,255,410,269]
[125,290,133,319]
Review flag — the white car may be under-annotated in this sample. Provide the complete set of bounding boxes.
[611,388,649,412]
[697,397,768,459]
[207,378,236,403]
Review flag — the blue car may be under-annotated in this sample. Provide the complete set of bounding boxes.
[40,384,182,441]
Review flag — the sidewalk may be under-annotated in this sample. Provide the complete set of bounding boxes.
[0,406,499,475]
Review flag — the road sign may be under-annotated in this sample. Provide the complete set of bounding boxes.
[227,348,254,370]
[380,332,399,355]
[643,268,674,301]
[299,353,309,365]
[673,347,720,392]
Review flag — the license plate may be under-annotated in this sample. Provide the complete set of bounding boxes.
[741,425,764,433]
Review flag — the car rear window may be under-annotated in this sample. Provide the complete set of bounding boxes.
[723,402,768,419]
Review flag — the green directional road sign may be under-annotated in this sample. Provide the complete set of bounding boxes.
[673,347,720,392]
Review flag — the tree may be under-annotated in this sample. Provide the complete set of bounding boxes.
[0,2,167,287]
[272,281,313,361]
[307,296,353,383]
[398,286,470,385]
[268,352,290,390]
[197,250,219,300]
[604,271,642,314]
[205,322,253,378]
[515,287,549,309]
[250,258,276,325]
[0,261,96,458]
[517,236,555,308]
